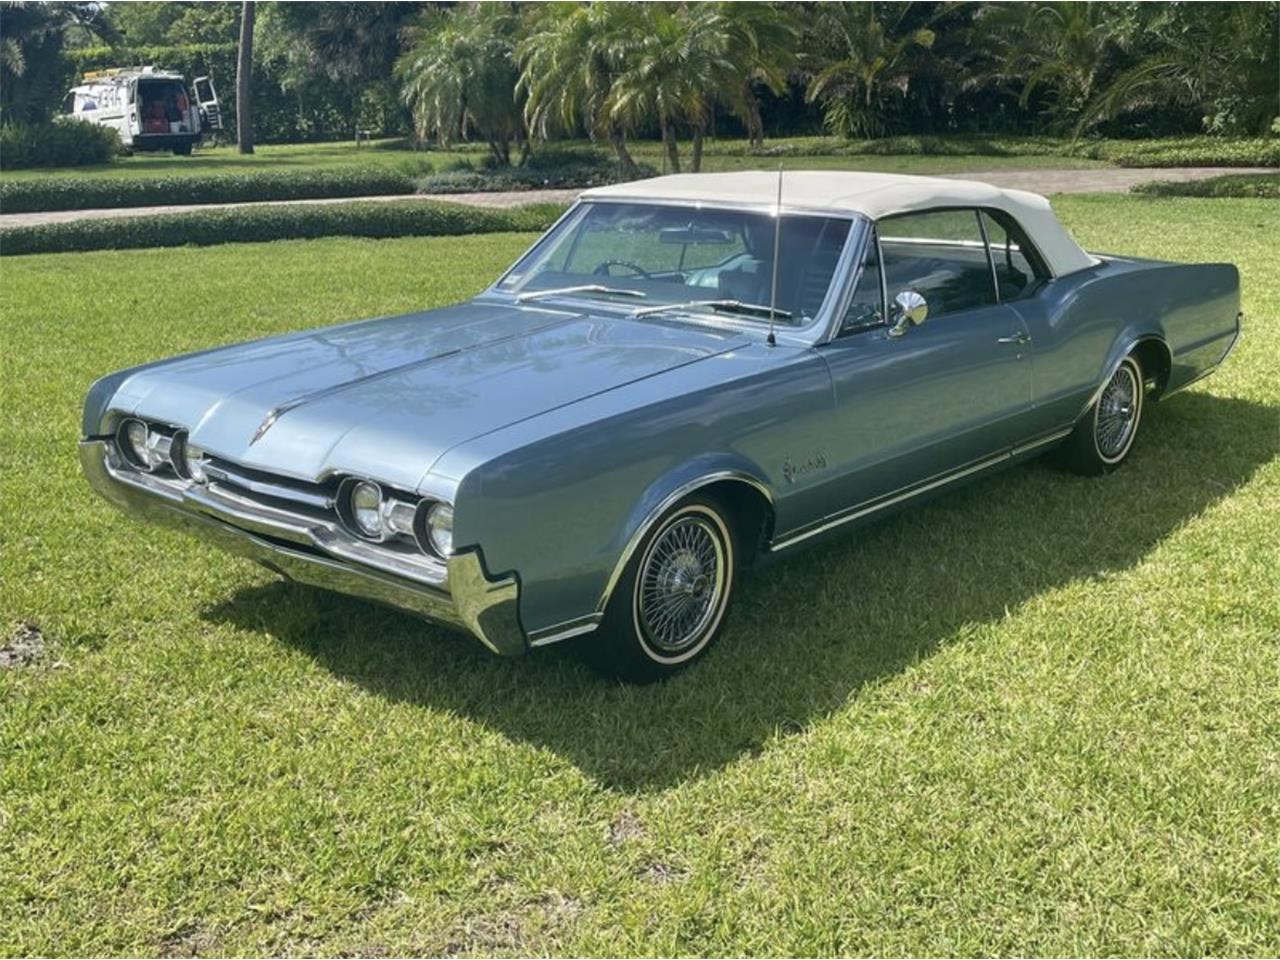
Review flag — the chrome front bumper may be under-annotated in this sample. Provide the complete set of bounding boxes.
[79,440,526,656]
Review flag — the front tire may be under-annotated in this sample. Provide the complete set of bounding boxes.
[583,494,738,683]
[1057,354,1145,475]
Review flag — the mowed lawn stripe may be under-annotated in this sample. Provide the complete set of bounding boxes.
[1,198,1277,955]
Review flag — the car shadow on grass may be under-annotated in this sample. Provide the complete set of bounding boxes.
[205,391,1276,792]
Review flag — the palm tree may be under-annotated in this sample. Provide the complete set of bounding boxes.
[518,2,645,177]
[715,2,800,149]
[397,4,526,166]
[606,3,734,173]
[1078,2,1280,136]
[804,2,936,139]
[971,2,1132,135]
[0,1,118,125]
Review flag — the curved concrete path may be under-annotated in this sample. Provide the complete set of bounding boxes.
[0,167,1268,230]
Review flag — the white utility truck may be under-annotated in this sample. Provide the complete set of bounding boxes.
[66,66,222,155]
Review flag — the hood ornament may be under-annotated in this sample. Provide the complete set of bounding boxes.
[250,407,283,445]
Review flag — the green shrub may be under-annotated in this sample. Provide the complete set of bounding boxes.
[1086,137,1280,168]
[734,134,1280,167]
[0,168,415,213]
[415,151,655,194]
[0,120,122,171]
[1131,173,1280,198]
[0,199,566,256]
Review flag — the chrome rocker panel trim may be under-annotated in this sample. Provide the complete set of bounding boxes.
[769,429,1071,552]
[79,440,525,657]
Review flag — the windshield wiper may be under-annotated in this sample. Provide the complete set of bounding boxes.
[516,284,647,303]
[631,299,792,320]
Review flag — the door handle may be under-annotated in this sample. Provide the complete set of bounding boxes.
[997,332,1031,345]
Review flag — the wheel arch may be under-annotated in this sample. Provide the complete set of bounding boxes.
[1080,332,1172,422]
[599,465,775,619]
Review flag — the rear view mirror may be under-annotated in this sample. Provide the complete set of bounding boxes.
[659,227,734,245]
[887,290,928,337]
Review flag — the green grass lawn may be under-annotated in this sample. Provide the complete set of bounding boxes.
[0,139,469,182]
[2,196,1278,955]
[1,135,1106,184]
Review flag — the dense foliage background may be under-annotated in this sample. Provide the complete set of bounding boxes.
[1,1,1277,166]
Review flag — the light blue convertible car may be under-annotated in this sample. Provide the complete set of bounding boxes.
[80,172,1241,680]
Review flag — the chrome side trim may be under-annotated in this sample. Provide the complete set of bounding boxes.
[79,440,526,656]
[528,613,604,647]
[1011,428,1072,458]
[770,452,1009,551]
[771,429,1072,552]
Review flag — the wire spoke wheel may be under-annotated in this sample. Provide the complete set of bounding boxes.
[634,511,728,657]
[1095,360,1141,461]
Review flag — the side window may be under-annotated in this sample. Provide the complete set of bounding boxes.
[981,210,1050,301]
[840,230,884,335]
[878,209,996,320]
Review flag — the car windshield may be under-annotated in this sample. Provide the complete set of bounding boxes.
[496,202,853,327]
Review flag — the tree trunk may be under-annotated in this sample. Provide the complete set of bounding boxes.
[744,82,765,147]
[608,122,640,179]
[235,0,255,154]
[691,121,704,173]
[660,107,680,173]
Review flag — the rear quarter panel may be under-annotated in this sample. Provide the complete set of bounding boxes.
[1010,258,1240,426]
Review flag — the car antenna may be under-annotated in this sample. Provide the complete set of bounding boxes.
[767,164,783,347]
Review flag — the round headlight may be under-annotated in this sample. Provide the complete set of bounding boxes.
[349,480,384,539]
[119,418,161,471]
[426,502,454,556]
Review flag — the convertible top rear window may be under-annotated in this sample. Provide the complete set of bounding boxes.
[498,202,852,326]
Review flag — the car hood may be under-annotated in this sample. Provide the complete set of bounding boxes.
[114,300,746,491]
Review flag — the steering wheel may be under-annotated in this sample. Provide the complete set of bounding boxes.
[592,259,653,280]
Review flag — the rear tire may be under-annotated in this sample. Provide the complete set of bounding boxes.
[1057,354,1145,475]
[172,142,193,156]
[581,494,738,683]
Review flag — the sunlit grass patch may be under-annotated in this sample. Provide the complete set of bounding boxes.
[1,198,1277,955]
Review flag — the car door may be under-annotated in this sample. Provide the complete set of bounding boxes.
[815,208,1035,512]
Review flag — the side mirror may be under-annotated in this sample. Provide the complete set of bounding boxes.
[887,290,928,338]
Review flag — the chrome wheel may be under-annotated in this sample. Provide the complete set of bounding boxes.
[633,506,731,659]
[1095,359,1141,462]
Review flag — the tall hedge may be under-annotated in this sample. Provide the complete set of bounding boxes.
[1,168,415,213]
[0,120,122,171]
[0,200,566,256]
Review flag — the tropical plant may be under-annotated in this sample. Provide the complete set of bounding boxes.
[714,2,801,148]
[606,3,736,172]
[1079,2,1280,136]
[0,1,118,124]
[397,4,527,166]
[518,2,646,177]
[804,2,937,139]
[969,2,1137,135]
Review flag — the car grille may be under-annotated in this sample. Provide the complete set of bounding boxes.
[202,457,336,521]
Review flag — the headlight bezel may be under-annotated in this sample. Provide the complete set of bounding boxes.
[171,431,208,483]
[338,477,386,541]
[420,501,454,558]
[116,417,169,472]
[336,476,455,559]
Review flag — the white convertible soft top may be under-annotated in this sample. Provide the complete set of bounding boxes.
[580,170,1099,277]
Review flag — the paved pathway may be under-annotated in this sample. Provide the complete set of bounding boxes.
[0,168,1268,230]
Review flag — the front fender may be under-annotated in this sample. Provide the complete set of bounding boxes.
[603,452,775,600]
